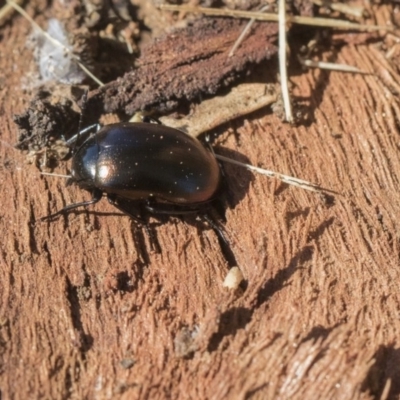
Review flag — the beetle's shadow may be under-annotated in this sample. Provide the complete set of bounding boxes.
[212,146,254,210]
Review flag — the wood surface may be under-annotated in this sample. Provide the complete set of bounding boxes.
[0,2,399,399]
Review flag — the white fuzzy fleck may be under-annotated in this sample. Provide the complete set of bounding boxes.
[34,19,85,84]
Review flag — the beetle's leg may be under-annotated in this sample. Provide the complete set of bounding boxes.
[107,195,160,253]
[107,195,145,224]
[202,212,237,268]
[144,202,200,215]
[203,135,231,209]
[66,124,101,147]
[40,189,103,221]
[202,213,229,246]
[145,200,236,265]
[141,115,161,125]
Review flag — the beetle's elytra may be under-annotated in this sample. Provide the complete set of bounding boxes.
[73,122,222,205]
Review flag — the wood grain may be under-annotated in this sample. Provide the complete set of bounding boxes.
[0,2,399,399]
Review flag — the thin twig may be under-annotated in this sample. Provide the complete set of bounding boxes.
[215,154,337,194]
[40,172,71,179]
[300,58,369,74]
[379,379,391,400]
[229,5,269,57]
[159,4,392,31]
[0,0,22,24]
[6,0,104,86]
[278,0,293,123]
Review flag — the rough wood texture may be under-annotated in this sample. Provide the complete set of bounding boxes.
[14,17,278,154]
[1,3,400,400]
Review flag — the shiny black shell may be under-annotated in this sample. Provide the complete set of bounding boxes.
[71,122,222,205]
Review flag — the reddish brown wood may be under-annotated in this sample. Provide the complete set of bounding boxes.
[0,2,399,399]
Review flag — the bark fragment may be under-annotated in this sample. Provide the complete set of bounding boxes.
[86,17,278,118]
[14,17,278,150]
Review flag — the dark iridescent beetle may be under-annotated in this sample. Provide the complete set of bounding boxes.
[43,121,232,257]
[45,121,222,219]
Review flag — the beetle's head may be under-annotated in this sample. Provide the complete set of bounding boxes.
[69,143,98,190]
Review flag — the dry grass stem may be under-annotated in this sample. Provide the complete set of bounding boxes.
[40,172,72,179]
[214,154,335,194]
[300,59,368,73]
[159,4,392,31]
[0,0,22,24]
[228,5,269,57]
[379,379,391,400]
[278,0,293,123]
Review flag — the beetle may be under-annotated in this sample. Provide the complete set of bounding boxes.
[42,121,233,257]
